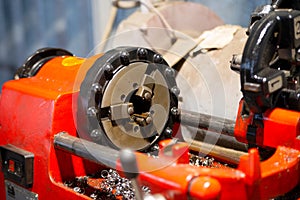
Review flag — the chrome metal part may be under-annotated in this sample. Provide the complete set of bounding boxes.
[54,132,119,169]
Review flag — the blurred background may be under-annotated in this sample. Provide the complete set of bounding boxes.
[0,0,269,90]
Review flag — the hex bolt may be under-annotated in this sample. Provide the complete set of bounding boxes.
[153,54,163,63]
[128,107,134,115]
[144,92,152,100]
[87,107,98,117]
[133,125,140,133]
[171,107,179,116]
[171,86,180,96]
[164,67,175,78]
[121,94,126,101]
[104,63,114,74]
[137,48,148,59]
[120,51,130,66]
[90,129,102,138]
[91,83,102,93]
[164,127,173,138]
[104,63,114,80]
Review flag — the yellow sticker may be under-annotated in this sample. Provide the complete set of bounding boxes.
[62,57,85,67]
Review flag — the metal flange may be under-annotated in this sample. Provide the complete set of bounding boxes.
[77,47,178,152]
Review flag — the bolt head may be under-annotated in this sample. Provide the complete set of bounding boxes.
[153,54,163,63]
[164,127,173,137]
[90,129,102,138]
[87,107,98,117]
[137,48,148,59]
[144,92,152,100]
[104,63,114,80]
[120,51,130,66]
[133,125,140,133]
[171,107,179,116]
[127,107,134,115]
[91,83,102,93]
[171,86,180,96]
[164,67,175,78]
[104,63,114,74]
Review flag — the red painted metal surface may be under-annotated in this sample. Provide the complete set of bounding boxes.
[0,55,102,199]
[0,55,300,199]
[234,99,300,149]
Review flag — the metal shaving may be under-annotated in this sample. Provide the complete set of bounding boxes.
[189,154,226,168]
[64,169,150,200]
[100,169,150,199]
[64,154,224,199]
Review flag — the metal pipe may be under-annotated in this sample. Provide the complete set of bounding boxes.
[180,109,236,136]
[187,127,248,152]
[186,139,248,165]
[54,131,247,168]
[54,132,119,169]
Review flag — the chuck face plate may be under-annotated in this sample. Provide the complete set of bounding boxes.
[78,47,178,151]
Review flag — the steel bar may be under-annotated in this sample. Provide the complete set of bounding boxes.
[186,138,248,165]
[180,109,236,136]
[54,132,119,168]
[186,127,248,152]
[54,132,248,167]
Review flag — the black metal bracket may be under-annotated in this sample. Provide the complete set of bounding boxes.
[0,145,34,188]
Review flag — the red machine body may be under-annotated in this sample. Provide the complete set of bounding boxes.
[0,52,300,199]
[234,100,300,149]
[0,55,102,199]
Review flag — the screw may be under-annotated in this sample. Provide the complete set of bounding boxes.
[90,129,102,138]
[171,107,179,116]
[87,107,98,117]
[104,63,114,80]
[171,86,180,96]
[120,51,130,66]
[128,107,134,115]
[164,127,173,137]
[133,125,140,133]
[164,67,175,78]
[144,92,152,100]
[104,63,114,74]
[121,94,126,101]
[91,83,102,93]
[153,54,163,63]
[137,48,148,59]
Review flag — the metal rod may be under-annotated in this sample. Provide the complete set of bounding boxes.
[186,127,248,152]
[186,138,248,165]
[180,109,236,137]
[54,132,119,169]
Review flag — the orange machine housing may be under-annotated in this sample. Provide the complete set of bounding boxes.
[0,53,300,199]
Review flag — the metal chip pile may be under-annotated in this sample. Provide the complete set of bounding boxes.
[64,169,150,200]
[64,154,224,199]
[189,154,227,168]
